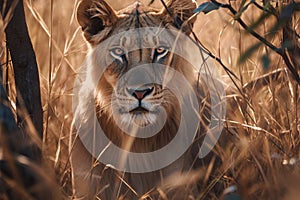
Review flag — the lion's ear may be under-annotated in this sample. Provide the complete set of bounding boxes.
[160,0,197,34]
[77,0,117,42]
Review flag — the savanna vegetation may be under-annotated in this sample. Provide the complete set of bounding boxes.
[0,0,299,199]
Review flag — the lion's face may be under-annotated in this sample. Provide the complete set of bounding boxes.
[92,27,184,132]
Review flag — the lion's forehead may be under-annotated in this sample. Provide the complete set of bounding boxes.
[106,28,176,49]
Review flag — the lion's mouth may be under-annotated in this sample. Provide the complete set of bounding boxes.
[129,106,149,114]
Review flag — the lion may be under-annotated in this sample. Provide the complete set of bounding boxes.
[70,0,298,200]
[69,0,293,199]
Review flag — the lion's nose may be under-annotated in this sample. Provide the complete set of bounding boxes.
[127,87,154,100]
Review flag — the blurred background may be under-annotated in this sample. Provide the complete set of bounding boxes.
[0,0,298,199]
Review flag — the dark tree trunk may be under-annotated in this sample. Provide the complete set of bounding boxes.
[1,0,43,161]
[0,1,54,199]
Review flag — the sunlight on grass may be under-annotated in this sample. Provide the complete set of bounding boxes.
[0,0,299,199]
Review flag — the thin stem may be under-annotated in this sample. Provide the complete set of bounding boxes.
[44,0,54,144]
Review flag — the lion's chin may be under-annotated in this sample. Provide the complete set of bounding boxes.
[131,112,154,127]
[120,112,156,128]
[111,105,167,138]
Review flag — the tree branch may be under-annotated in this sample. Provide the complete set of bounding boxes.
[211,0,300,84]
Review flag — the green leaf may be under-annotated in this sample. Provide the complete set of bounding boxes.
[248,12,270,31]
[295,2,300,11]
[262,55,270,70]
[238,42,262,64]
[148,0,155,6]
[234,0,252,20]
[223,193,242,200]
[193,2,220,14]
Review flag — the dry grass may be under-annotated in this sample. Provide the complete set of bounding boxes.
[0,0,299,199]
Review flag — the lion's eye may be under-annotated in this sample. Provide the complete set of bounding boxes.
[154,46,169,62]
[156,47,166,54]
[111,48,124,56]
[110,47,126,63]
